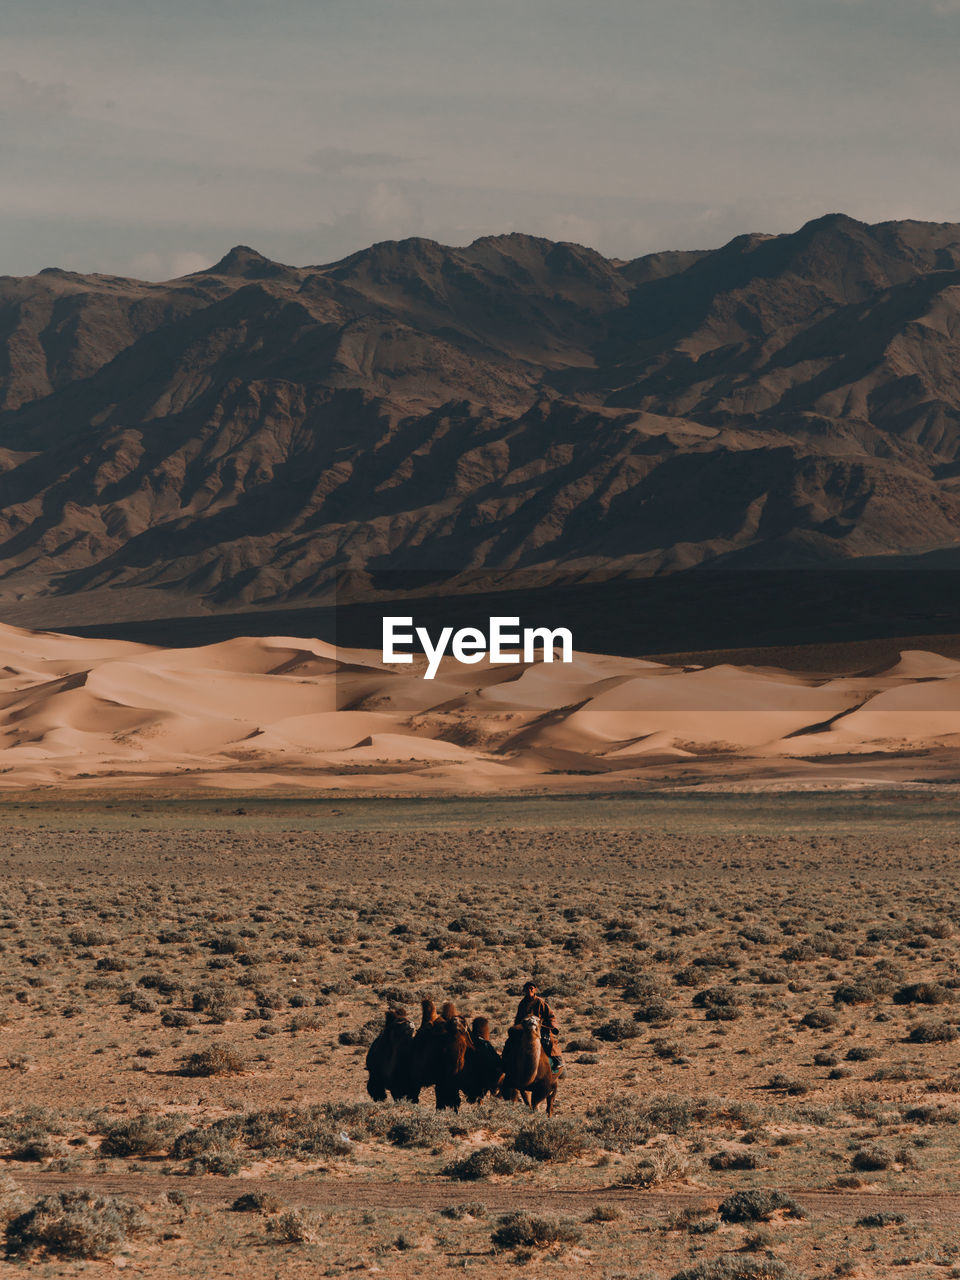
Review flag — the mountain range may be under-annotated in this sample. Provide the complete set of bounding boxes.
[3,212,960,628]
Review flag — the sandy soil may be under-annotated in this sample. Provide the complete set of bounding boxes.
[2,621,960,793]
[1,795,960,1275]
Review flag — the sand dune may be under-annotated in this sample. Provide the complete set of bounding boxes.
[0,625,958,792]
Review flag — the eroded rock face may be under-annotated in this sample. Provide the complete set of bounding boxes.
[3,215,960,615]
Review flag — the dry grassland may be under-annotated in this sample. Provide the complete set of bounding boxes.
[0,793,959,1277]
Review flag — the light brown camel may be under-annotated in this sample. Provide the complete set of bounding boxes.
[500,1014,560,1115]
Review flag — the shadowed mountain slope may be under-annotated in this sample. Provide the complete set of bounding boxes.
[2,214,960,619]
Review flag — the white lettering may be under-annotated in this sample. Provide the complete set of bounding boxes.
[452,627,487,665]
[489,616,521,663]
[382,616,414,663]
[523,626,573,664]
[417,625,454,680]
[380,616,575,678]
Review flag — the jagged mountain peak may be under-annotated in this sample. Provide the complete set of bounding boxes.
[2,214,960,620]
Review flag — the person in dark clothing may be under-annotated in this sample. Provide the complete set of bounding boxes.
[514,981,562,1068]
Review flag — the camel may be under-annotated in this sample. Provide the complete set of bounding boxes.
[500,1014,560,1115]
[460,1016,505,1104]
[432,1001,472,1112]
[409,997,442,1100]
[365,1007,418,1102]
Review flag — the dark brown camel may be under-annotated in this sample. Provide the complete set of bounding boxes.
[500,1014,560,1115]
[460,1016,505,1104]
[364,1007,417,1102]
[433,1001,472,1112]
[409,997,441,1100]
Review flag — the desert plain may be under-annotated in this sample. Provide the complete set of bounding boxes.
[0,789,960,1277]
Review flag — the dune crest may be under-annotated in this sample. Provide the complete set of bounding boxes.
[0,624,958,791]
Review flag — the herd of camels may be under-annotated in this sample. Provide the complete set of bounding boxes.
[365,990,564,1116]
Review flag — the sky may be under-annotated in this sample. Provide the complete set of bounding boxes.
[2,0,960,278]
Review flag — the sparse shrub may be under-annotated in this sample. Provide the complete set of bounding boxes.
[672,1257,795,1280]
[338,1019,381,1047]
[161,1011,195,1028]
[99,1116,174,1158]
[5,1190,142,1259]
[894,983,952,1006]
[905,1104,959,1124]
[908,1021,957,1044]
[593,1018,640,1042]
[442,1147,536,1180]
[180,1045,247,1077]
[632,1001,675,1025]
[387,1113,451,1149]
[718,1190,806,1223]
[709,1149,758,1171]
[623,1138,691,1187]
[856,1212,906,1228]
[440,1202,488,1219]
[586,1204,621,1222]
[265,1208,322,1243]
[513,1118,590,1163]
[491,1211,582,1251]
[800,1009,838,1029]
[767,1073,808,1096]
[851,1144,895,1172]
[232,1190,286,1213]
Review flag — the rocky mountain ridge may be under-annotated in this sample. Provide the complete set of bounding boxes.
[2,213,960,619]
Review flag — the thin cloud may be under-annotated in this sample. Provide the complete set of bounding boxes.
[0,71,71,122]
[306,147,410,174]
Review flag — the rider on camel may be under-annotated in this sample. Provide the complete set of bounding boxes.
[515,980,563,1071]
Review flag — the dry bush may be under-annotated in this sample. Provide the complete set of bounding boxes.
[491,1211,582,1251]
[5,1190,142,1260]
[622,1138,692,1187]
[907,1021,957,1044]
[442,1147,536,1180]
[850,1144,895,1172]
[718,1190,805,1223]
[180,1045,247,1076]
[231,1190,287,1213]
[512,1117,591,1163]
[672,1258,798,1280]
[265,1208,322,1243]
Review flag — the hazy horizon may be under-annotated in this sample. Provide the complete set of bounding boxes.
[3,0,960,279]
